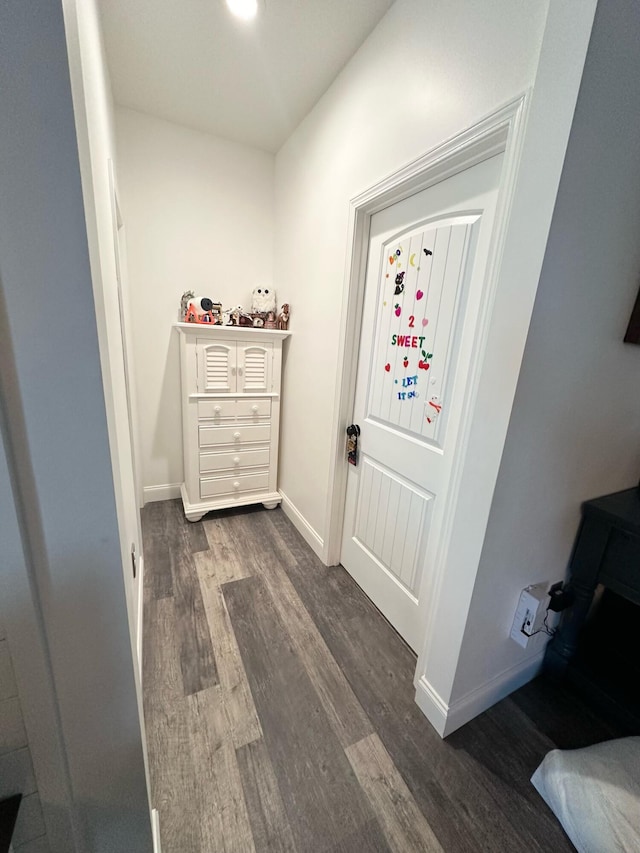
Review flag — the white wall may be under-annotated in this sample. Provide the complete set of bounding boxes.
[451,0,640,703]
[115,108,275,498]
[62,0,145,687]
[0,0,152,848]
[274,0,550,541]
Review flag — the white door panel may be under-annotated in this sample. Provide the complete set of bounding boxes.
[341,154,503,651]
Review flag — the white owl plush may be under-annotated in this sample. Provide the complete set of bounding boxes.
[251,286,276,314]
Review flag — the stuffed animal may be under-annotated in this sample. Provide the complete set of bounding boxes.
[251,286,276,315]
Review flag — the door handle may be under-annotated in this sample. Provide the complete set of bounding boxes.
[346,424,360,466]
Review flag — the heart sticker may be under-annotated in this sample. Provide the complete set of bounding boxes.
[422,318,429,327]
[416,290,424,300]
[384,363,391,372]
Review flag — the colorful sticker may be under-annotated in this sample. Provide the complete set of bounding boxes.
[426,396,442,424]
[418,349,433,370]
[397,375,419,400]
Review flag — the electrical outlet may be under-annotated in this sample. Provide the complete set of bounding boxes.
[510,582,549,648]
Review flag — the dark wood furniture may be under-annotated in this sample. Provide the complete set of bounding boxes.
[544,487,640,727]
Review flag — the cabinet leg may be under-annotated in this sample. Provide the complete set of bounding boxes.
[262,501,279,510]
[185,511,206,523]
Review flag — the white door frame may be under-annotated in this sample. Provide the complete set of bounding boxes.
[324,94,528,575]
[322,97,534,737]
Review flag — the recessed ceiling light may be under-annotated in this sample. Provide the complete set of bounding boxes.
[226,0,258,21]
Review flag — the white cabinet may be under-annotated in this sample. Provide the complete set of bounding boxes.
[196,340,273,394]
[176,324,290,521]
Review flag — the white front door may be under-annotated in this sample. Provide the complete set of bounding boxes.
[341,154,503,651]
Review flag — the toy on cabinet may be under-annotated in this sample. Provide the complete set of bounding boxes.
[180,289,290,330]
[224,305,252,326]
[276,303,290,330]
[181,291,222,324]
[251,286,276,315]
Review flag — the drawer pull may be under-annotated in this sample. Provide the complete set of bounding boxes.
[233,456,240,465]
[214,405,222,414]
[233,481,240,489]
[233,431,241,440]
[251,404,259,413]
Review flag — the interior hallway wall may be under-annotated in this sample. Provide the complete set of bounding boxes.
[452,0,640,702]
[63,0,144,681]
[0,0,152,848]
[273,0,550,542]
[115,107,275,499]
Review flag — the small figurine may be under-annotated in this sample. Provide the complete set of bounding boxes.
[253,315,265,328]
[180,290,195,321]
[251,286,276,315]
[264,311,277,330]
[276,303,290,330]
[224,305,253,326]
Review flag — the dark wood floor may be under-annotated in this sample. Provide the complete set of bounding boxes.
[141,500,622,853]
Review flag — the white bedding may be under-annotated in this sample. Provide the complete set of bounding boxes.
[531,737,640,852]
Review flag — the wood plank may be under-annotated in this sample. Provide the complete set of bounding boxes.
[224,511,373,748]
[346,733,443,853]
[165,498,209,553]
[263,509,529,853]
[140,501,173,599]
[195,552,262,748]
[143,595,183,703]
[143,597,202,853]
[510,675,622,749]
[235,738,296,853]
[223,575,390,853]
[201,514,252,585]
[445,699,575,851]
[169,515,219,696]
[187,687,256,853]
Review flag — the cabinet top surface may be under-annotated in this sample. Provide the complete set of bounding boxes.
[175,322,291,341]
[583,487,640,532]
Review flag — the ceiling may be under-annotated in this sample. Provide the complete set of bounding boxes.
[99,0,395,153]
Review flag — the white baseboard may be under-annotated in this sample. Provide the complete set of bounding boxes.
[415,651,545,737]
[143,483,181,503]
[279,490,325,563]
[151,808,162,853]
[136,555,144,681]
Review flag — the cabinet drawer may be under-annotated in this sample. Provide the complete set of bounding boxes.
[199,448,270,474]
[198,400,235,420]
[236,398,271,420]
[199,423,271,447]
[200,472,269,499]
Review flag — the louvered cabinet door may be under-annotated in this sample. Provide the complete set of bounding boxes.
[237,343,273,393]
[197,342,233,393]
